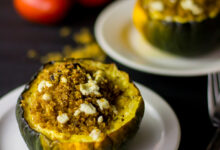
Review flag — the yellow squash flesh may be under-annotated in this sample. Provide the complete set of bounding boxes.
[18,59,145,150]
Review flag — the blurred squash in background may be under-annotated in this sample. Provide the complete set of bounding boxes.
[133,0,220,56]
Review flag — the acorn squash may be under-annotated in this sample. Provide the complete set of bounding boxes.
[16,59,145,150]
[133,0,220,56]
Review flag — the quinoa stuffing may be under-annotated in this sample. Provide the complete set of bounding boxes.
[140,0,220,22]
[21,61,121,137]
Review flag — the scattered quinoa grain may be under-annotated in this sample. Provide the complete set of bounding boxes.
[60,27,71,37]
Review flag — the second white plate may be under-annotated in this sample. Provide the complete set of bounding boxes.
[95,0,220,76]
[0,83,180,150]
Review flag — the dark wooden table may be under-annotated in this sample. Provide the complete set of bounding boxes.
[0,0,216,149]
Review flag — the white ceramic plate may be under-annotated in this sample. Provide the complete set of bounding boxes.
[0,83,180,150]
[95,0,220,76]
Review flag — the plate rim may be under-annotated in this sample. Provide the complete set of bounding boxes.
[94,0,220,76]
[0,83,181,150]
[135,82,181,150]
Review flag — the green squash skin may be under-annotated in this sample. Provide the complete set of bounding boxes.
[16,63,53,150]
[15,59,145,150]
[16,82,43,150]
[141,14,220,56]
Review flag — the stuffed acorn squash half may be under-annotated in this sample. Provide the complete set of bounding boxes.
[16,59,145,150]
[133,0,220,56]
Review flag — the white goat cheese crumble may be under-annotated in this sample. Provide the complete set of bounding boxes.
[38,80,53,93]
[181,0,203,15]
[79,103,97,115]
[74,109,81,116]
[60,76,67,83]
[149,1,164,12]
[42,93,51,101]
[89,129,101,140]
[57,113,69,124]
[97,116,104,123]
[97,98,110,111]
[79,80,100,96]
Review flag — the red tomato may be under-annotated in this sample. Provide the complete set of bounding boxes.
[14,0,72,24]
[78,0,109,7]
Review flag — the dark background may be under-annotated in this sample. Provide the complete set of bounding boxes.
[0,0,215,149]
